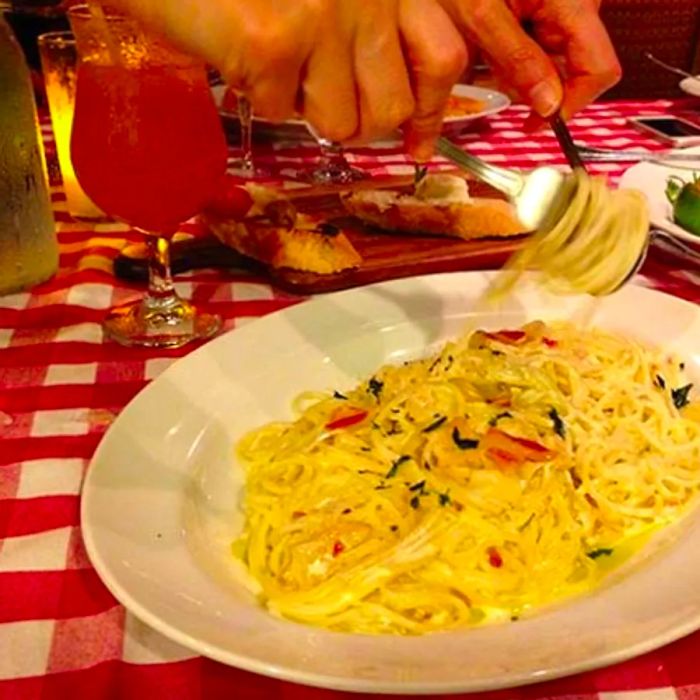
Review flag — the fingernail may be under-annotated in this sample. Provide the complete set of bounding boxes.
[528,81,560,117]
[413,143,434,163]
[404,131,434,163]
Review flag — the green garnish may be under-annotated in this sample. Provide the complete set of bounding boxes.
[655,375,666,389]
[548,407,566,438]
[586,547,614,560]
[518,513,535,531]
[408,480,427,492]
[368,377,384,398]
[452,427,479,450]
[423,416,447,433]
[333,390,347,400]
[672,383,693,409]
[427,355,442,373]
[409,495,421,509]
[385,455,410,479]
[438,491,451,507]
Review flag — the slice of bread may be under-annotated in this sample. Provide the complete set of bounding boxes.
[342,173,527,240]
[202,183,361,274]
[207,217,361,275]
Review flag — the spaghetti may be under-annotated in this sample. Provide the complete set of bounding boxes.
[234,321,700,634]
[491,169,650,298]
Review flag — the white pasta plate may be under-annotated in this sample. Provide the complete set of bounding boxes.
[82,271,700,695]
[619,149,700,246]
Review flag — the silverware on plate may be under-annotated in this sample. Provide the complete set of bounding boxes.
[578,146,700,164]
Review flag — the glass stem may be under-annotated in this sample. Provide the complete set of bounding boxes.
[317,138,347,168]
[238,94,254,172]
[145,235,178,307]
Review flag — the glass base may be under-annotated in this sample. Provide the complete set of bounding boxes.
[300,163,368,185]
[104,296,222,349]
[228,157,270,179]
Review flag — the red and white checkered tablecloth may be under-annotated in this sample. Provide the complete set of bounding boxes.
[2,98,700,700]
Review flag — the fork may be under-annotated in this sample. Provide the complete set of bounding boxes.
[436,136,700,294]
[434,115,584,233]
[549,114,587,171]
[435,136,569,232]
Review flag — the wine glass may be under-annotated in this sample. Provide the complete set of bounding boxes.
[303,125,368,184]
[68,4,227,348]
[223,91,269,178]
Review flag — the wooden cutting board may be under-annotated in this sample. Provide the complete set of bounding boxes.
[115,174,528,295]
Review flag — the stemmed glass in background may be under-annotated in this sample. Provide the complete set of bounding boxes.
[230,93,269,177]
[304,125,368,184]
[68,4,228,348]
[214,75,267,178]
[216,73,366,184]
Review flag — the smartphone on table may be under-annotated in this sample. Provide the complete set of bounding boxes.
[628,116,700,148]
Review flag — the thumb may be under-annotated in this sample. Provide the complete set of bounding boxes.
[451,0,563,117]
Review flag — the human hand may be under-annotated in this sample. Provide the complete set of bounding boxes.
[439,0,621,120]
[107,0,467,160]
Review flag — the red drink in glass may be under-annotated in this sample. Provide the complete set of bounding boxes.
[72,63,227,234]
[68,4,227,348]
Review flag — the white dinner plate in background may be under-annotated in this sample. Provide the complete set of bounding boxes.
[212,84,511,141]
[619,149,700,245]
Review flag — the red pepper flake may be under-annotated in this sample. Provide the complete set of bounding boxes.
[483,429,556,469]
[490,395,512,408]
[507,433,552,454]
[325,409,368,431]
[291,511,306,519]
[332,540,345,557]
[486,447,520,468]
[542,337,558,348]
[487,547,503,568]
